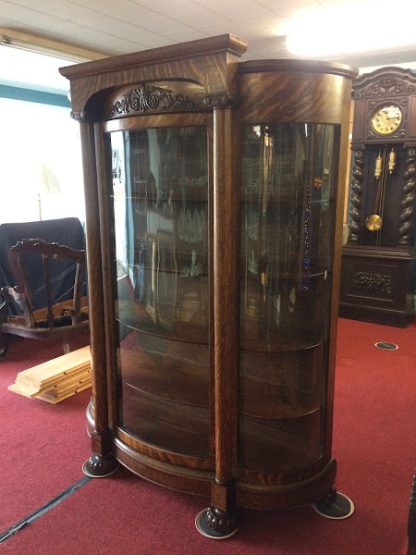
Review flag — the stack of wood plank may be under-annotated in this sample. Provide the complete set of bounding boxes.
[8,345,91,404]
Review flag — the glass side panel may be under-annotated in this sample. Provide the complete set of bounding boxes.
[110,126,210,458]
[239,123,339,472]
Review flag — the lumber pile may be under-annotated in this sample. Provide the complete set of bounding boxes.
[8,346,91,404]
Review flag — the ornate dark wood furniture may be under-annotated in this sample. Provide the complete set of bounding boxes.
[60,35,356,538]
[340,67,416,327]
[0,239,88,356]
[408,469,416,555]
[0,218,86,311]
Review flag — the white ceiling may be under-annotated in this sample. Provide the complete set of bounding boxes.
[1,0,416,70]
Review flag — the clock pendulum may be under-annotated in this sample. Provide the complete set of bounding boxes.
[365,145,398,234]
[365,104,403,233]
[365,150,385,232]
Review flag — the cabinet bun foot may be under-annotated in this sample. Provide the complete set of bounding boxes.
[82,454,119,478]
[195,507,239,540]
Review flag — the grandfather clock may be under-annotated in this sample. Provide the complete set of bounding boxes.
[340,67,416,326]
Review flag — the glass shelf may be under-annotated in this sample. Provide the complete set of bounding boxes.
[121,385,210,459]
[110,124,210,456]
[239,410,322,472]
[239,121,339,468]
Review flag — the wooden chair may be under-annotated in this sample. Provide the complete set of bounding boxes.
[0,239,88,357]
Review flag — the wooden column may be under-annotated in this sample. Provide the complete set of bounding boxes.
[325,116,351,460]
[321,88,355,515]
[213,106,238,482]
[203,105,239,536]
[79,120,118,477]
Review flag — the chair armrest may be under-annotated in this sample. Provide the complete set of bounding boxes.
[0,286,19,318]
[0,285,34,327]
[0,289,7,314]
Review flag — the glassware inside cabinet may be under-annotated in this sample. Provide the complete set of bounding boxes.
[240,123,339,350]
[239,122,340,472]
[109,125,211,458]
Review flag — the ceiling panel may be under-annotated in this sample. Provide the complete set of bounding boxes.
[0,0,415,68]
[67,13,172,47]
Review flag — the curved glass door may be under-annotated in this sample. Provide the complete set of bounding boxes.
[239,123,339,471]
[109,124,210,458]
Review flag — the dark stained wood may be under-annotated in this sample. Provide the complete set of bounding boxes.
[340,245,414,327]
[78,122,113,460]
[239,59,356,78]
[325,91,353,459]
[63,36,356,526]
[238,70,354,124]
[348,147,365,241]
[102,80,211,121]
[238,60,355,471]
[61,34,247,80]
[212,106,239,490]
[0,239,88,355]
[408,468,416,555]
[350,100,367,144]
[352,66,416,144]
[207,106,240,529]
[399,146,416,244]
[408,97,416,139]
[116,428,212,470]
[60,34,247,119]
[342,66,416,326]
[114,437,212,497]
[94,124,118,429]
[236,459,336,510]
[103,111,209,133]
[237,455,330,486]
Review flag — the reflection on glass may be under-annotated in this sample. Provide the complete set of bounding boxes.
[110,126,210,458]
[239,123,339,471]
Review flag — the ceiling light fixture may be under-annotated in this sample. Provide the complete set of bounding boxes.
[0,28,107,63]
[0,28,108,94]
[285,2,416,59]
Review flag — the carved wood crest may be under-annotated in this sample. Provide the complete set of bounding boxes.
[351,270,392,297]
[111,83,198,116]
[354,67,416,100]
[106,81,237,119]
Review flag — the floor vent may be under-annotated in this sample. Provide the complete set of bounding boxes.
[374,342,399,351]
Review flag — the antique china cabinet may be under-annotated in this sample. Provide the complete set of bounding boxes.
[61,35,356,538]
[340,67,416,326]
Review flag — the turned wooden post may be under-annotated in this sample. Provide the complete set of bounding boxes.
[203,105,239,536]
[348,148,365,242]
[79,121,118,477]
[399,146,416,245]
[408,468,416,555]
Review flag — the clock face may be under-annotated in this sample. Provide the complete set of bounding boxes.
[370,104,402,135]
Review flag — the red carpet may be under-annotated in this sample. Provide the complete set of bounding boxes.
[1,319,415,554]
[0,334,90,531]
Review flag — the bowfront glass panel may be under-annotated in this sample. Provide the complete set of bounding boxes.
[239,123,339,471]
[109,125,210,458]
